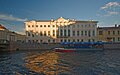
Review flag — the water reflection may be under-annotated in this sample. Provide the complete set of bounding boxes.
[1,50,120,75]
[25,51,71,75]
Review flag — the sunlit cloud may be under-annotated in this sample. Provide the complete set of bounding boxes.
[0,14,27,21]
[101,2,120,10]
[98,2,120,16]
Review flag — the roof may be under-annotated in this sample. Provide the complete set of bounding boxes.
[25,17,98,23]
[0,24,7,30]
[76,21,98,23]
[97,26,120,30]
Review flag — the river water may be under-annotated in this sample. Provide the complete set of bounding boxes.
[0,50,120,75]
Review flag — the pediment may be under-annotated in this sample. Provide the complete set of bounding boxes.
[55,17,69,22]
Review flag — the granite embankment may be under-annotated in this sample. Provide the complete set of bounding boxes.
[9,42,61,51]
[8,42,120,51]
[104,43,120,50]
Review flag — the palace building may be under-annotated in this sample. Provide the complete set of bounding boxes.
[97,24,120,42]
[25,17,98,43]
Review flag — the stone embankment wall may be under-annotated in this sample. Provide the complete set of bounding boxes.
[9,42,61,51]
[104,43,120,50]
[9,42,120,51]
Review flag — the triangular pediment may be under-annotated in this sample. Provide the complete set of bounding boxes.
[55,17,69,22]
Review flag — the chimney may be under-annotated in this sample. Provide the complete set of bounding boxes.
[118,25,120,27]
[115,24,117,27]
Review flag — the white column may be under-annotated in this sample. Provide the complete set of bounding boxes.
[70,26,72,37]
[63,28,64,37]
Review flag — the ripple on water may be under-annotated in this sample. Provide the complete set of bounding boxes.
[0,50,120,75]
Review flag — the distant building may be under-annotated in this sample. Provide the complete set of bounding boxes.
[0,24,26,42]
[25,17,98,43]
[97,24,120,42]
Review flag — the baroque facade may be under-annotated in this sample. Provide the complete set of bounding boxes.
[97,25,120,42]
[25,17,98,43]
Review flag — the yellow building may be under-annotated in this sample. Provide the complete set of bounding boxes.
[97,25,120,42]
[0,24,26,42]
[25,17,98,43]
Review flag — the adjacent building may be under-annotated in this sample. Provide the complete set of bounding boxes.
[25,17,98,43]
[0,24,26,42]
[97,25,120,42]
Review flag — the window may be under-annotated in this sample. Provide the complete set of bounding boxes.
[118,37,120,41]
[28,25,30,27]
[113,37,115,41]
[32,34,34,37]
[48,39,50,43]
[77,39,79,42]
[61,39,63,42]
[81,39,83,42]
[99,31,103,35]
[44,31,46,36]
[77,31,79,36]
[48,31,50,36]
[93,31,95,36]
[40,31,42,36]
[40,25,42,27]
[108,31,110,35]
[118,31,120,35]
[68,29,70,36]
[85,31,87,36]
[73,39,75,42]
[28,40,31,43]
[64,29,66,36]
[53,39,55,43]
[64,39,67,42]
[113,31,115,35]
[36,25,38,27]
[27,32,30,36]
[81,31,83,36]
[56,25,58,27]
[73,31,75,36]
[44,25,46,27]
[68,39,70,42]
[88,39,91,42]
[48,25,50,27]
[40,40,43,43]
[53,30,55,36]
[88,31,90,37]
[36,40,38,43]
[53,25,55,27]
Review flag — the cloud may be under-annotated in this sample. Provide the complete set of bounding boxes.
[98,2,120,16]
[0,14,27,21]
[101,2,120,10]
[105,11,119,16]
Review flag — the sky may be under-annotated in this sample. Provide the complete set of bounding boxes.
[0,0,120,34]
